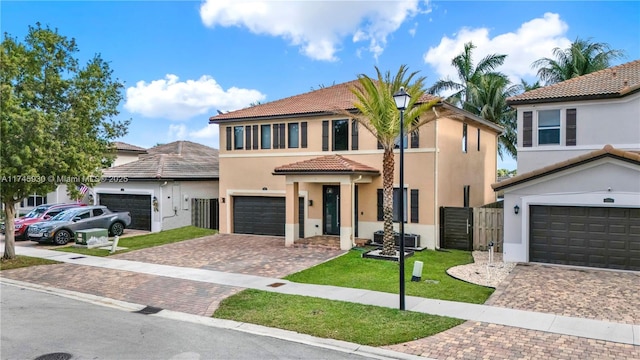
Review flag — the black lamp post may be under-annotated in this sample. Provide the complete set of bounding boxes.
[393,86,410,311]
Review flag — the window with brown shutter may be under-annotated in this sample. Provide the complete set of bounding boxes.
[523,111,533,147]
[411,130,419,148]
[410,189,419,223]
[566,109,576,146]
[226,127,232,151]
[245,125,251,150]
[351,119,359,150]
[273,124,280,148]
[322,120,329,151]
[252,125,259,149]
[301,122,308,148]
[279,123,286,148]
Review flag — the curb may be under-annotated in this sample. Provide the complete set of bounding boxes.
[0,278,431,360]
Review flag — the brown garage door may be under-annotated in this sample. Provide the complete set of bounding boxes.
[99,193,151,231]
[233,196,304,237]
[530,206,640,270]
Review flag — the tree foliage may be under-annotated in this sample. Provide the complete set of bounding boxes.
[0,23,129,259]
[531,37,625,85]
[350,65,443,256]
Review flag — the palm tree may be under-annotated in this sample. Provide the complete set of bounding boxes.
[532,37,625,85]
[428,42,507,112]
[467,73,520,159]
[350,65,443,256]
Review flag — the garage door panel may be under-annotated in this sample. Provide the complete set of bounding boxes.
[99,193,151,231]
[233,196,304,237]
[530,205,640,271]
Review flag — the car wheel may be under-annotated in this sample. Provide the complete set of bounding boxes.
[109,222,124,237]
[53,230,71,245]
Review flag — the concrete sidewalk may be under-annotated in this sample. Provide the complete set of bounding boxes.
[5,246,640,346]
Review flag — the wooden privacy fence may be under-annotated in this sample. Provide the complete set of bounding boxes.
[473,207,503,252]
[191,198,219,230]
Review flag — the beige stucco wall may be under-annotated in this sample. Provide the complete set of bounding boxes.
[217,113,499,249]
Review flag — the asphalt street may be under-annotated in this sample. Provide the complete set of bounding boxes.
[0,283,375,360]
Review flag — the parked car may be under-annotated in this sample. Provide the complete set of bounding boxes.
[27,205,132,245]
[1,203,86,241]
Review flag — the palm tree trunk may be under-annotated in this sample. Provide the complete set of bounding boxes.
[3,201,17,260]
[381,148,396,256]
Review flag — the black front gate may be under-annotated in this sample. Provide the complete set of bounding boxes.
[440,207,473,250]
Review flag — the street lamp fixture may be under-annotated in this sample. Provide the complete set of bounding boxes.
[393,86,411,311]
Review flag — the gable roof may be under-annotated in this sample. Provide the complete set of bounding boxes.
[273,155,380,175]
[507,60,640,105]
[113,141,147,154]
[492,145,640,191]
[103,140,219,180]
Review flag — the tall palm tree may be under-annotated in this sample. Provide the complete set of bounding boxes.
[428,42,507,112]
[467,73,520,159]
[350,65,443,256]
[532,37,625,85]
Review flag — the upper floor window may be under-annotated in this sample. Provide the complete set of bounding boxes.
[332,120,348,151]
[462,123,468,153]
[538,110,560,145]
[288,123,299,148]
[261,124,271,149]
[234,126,244,149]
[394,134,408,149]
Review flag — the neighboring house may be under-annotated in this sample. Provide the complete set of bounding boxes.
[15,141,147,216]
[494,59,640,271]
[209,80,502,250]
[97,141,219,232]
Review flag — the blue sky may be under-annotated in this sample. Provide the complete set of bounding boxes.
[3,1,639,170]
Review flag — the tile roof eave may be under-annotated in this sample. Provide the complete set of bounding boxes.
[272,170,380,176]
[209,109,359,124]
[507,87,640,106]
[491,152,640,192]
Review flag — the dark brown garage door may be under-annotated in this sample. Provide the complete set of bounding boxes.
[233,196,304,237]
[530,206,640,270]
[99,193,151,231]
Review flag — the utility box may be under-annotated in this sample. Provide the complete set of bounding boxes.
[75,228,109,245]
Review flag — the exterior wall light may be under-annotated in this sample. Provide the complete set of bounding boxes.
[514,205,520,215]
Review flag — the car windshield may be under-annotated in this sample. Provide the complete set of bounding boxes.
[24,207,48,219]
[51,209,80,221]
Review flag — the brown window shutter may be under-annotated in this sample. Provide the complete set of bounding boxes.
[322,120,329,151]
[252,125,259,149]
[477,128,480,151]
[410,189,419,223]
[566,109,576,146]
[377,189,383,221]
[273,124,279,148]
[245,126,252,150]
[351,120,359,150]
[523,111,533,147]
[226,127,232,151]
[411,130,419,148]
[279,123,286,149]
[301,122,308,148]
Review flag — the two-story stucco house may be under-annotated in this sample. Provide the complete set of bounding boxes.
[210,80,502,250]
[494,59,640,270]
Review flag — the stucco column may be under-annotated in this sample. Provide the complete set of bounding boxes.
[339,182,353,250]
[285,181,299,247]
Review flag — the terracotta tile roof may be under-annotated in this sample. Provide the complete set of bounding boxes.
[113,141,147,153]
[273,155,380,175]
[103,140,219,180]
[210,79,439,123]
[492,145,640,191]
[507,60,640,105]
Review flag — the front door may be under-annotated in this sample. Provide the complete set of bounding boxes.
[323,185,340,235]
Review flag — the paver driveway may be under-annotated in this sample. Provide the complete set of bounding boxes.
[386,263,640,359]
[2,234,345,316]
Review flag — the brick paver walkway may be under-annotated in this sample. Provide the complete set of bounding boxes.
[486,263,640,324]
[385,321,640,360]
[113,233,345,278]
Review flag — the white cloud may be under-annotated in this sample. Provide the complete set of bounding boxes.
[190,124,219,140]
[424,13,572,84]
[200,0,425,61]
[125,74,266,120]
[167,124,187,140]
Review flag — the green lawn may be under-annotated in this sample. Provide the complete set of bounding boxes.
[285,247,493,304]
[0,255,59,270]
[56,226,217,256]
[213,289,464,346]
